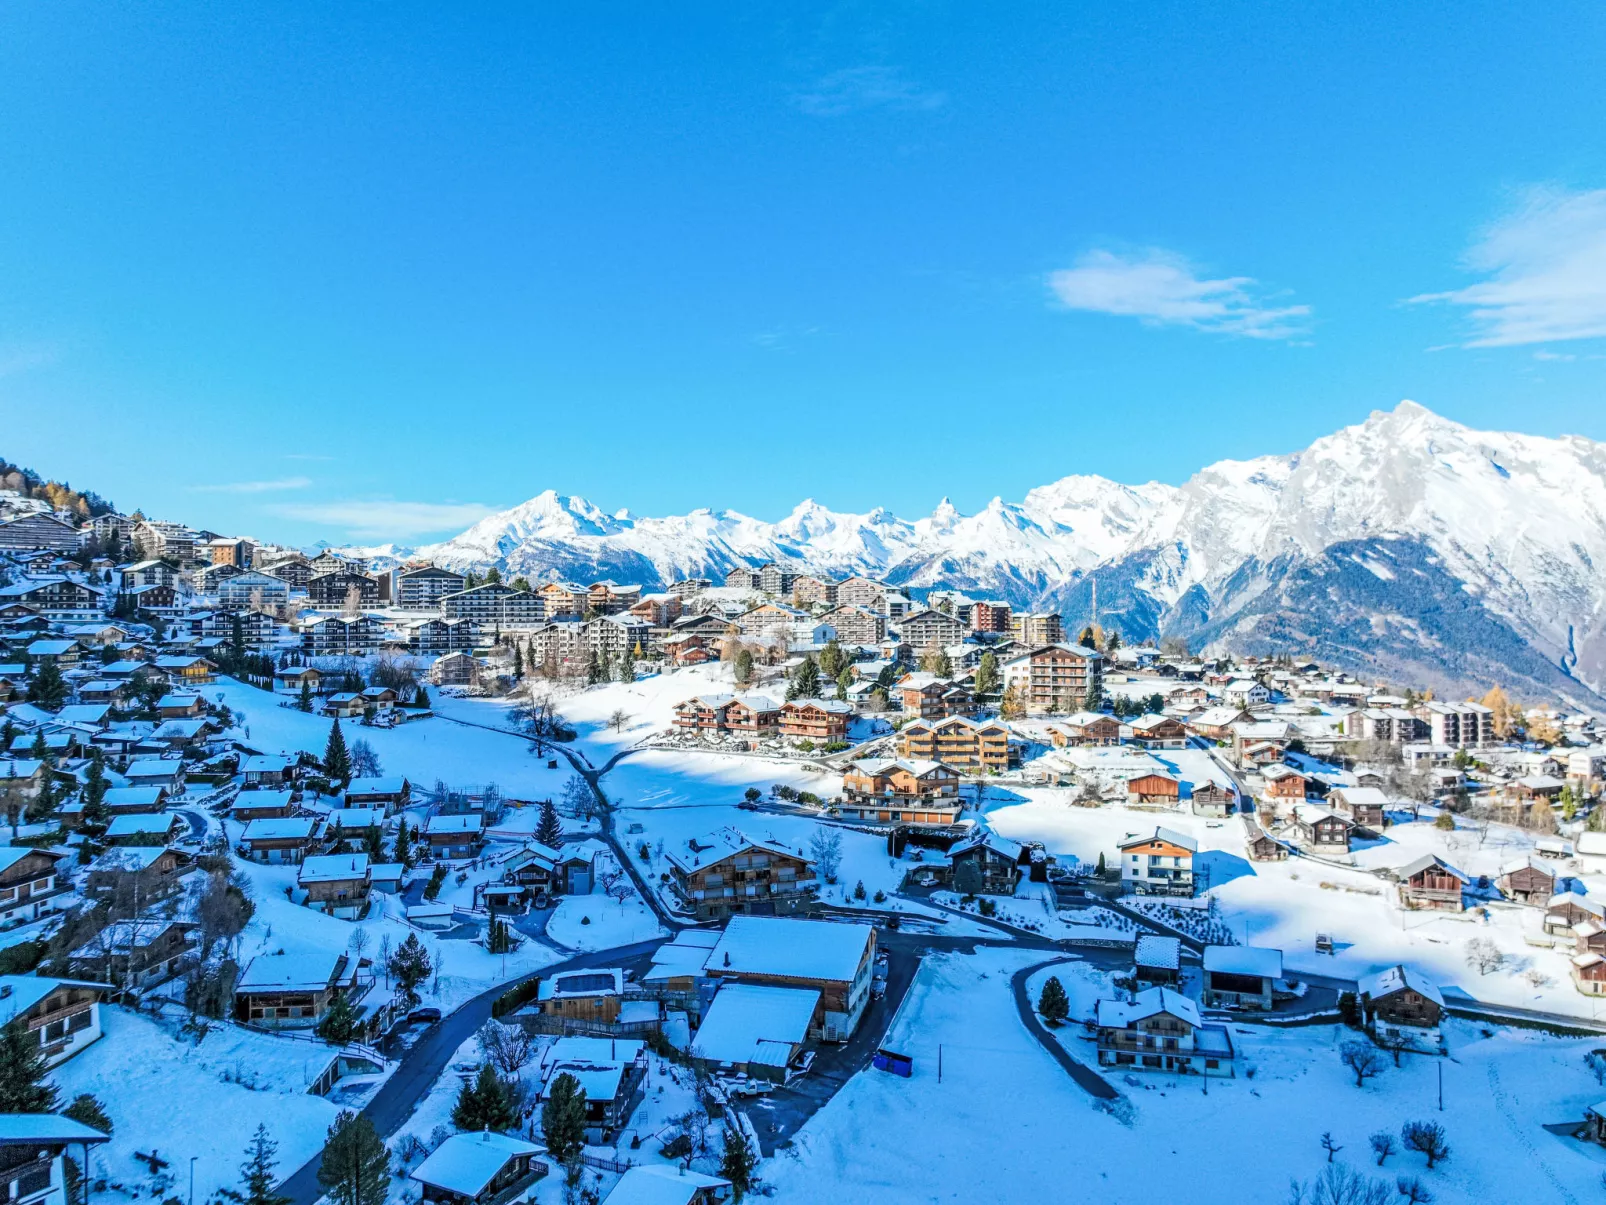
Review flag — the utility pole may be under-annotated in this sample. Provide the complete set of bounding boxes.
[938,1043,943,1084]
[189,1156,197,1205]
[1437,1062,1443,1111]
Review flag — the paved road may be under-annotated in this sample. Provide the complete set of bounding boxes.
[1009,956,1119,1099]
[275,937,668,1205]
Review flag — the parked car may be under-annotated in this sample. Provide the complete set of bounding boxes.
[409,1006,443,1024]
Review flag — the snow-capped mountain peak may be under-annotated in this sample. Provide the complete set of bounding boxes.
[418,401,1606,702]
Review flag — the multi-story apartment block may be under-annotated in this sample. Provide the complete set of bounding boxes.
[301,614,385,655]
[816,604,885,646]
[723,566,762,591]
[896,608,967,651]
[758,562,800,597]
[1010,611,1064,646]
[779,699,854,742]
[1001,643,1104,713]
[898,715,1011,774]
[971,599,1012,634]
[587,614,654,659]
[791,575,838,607]
[396,566,467,610]
[215,571,291,611]
[538,581,587,620]
[1417,700,1495,748]
[307,571,380,608]
[1119,827,1198,897]
[840,758,962,826]
[736,602,807,638]
[665,827,817,921]
[526,621,588,674]
[834,576,883,609]
[667,577,711,597]
[442,582,543,629]
[586,581,641,615]
[131,520,196,562]
[1343,708,1429,743]
[626,592,682,627]
[406,616,476,654]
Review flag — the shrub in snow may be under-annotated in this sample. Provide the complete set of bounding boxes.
[1400,1121,1449,1168]
[581,915,591,925]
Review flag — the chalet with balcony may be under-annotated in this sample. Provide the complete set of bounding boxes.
[0,976,109,1067]
[1094,986,1234,1077]
[1286,803,1354,854]
[1326,785,1389,832]
[425,813,485,859]
[233,947,363,1029]
[779,698,852,743]
[898,714,1011,774]
[840,758,961,826]
[85,846,193,903]
[1118,827,1196,897]
[666,827,817,921]
[1125,714,1187,749]
[410,1132,548,1205]
[0,847,69,928]
[1047,712,1121,747]
[1358,964,1443,1036]
[68,918,197,988]
[948,830,1027,895]
[240,815,324,864]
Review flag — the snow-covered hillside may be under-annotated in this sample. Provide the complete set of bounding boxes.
[409,402,1606,702]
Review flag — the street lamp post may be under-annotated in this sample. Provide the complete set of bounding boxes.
[189,1156,197,1205]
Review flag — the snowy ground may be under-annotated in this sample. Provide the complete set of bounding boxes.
[546,890,663,951]
[984,787,1606,1017]
[54,1007,346,1203]
[763,947,1606,1205]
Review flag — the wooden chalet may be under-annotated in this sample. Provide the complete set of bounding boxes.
[779,698,853,742]
[1127,772,1181,808]
[1395,854,1467,912]
[1359,964,1443,1032]
[840,758,962,826]
[665,827,817,921]
[1496,855,1556,906]
[1241,815,1287,861]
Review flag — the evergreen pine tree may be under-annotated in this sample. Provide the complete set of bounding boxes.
[1084,682,1104,713]
[835,668,850,702]
[1037,976,1070,1026]
[387,932,433,1005]
[617,647,635,683]
[393,819,413,868]
[62,1094,112,1135]
[512,644,524,679]
[586,652,603,686]
[0,1019,58,1112]
[536,799,562,848]
[323,719,352,783]
[316,1111,390,1205]
[733,646,754,686]
[27,660,66,709]
[453,1063,519,1131]
[220,1125,290,1205]
[297,680,314,712]
[974,651,1000,697]
[317,993,359,1043]
[719,1129,757,1200]
[540,1071,587,1165]
[81,752,109,832]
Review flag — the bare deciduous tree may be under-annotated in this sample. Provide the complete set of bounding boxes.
[1464,937,1504,976]
[477,1020,534,1078]
[1339,1040,1385,1087]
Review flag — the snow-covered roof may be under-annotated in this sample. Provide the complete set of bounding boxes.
[242,816,321,841]
[542,1060,627,1101]
[426,814,485,834]
[0,1114,110,1143]
[89,846,171,872]
[948,829,1024,862]
[1331,786,1390,807]
[708,916,874,984]
[236,948,348,994]
[602,1166,731,1205]
[102,786,166,807]
[298,853,370,883]
[0,975,109,1026]
[1578,832,1606,857]
[1358,964,1443,1007]
[231,790,295,813]
[1203,945,1283,979]
[242,755,290,773]
[410,1131,544,1198]
[1396,854,1469,883]
[645,929,723,982]
[105,813,179,837]
[665,826,809,875]
[328,808,385,830]
[691,982,819,1067]
[538,969,623,1000]
[1117,826,1198,854]
[1499,855,1555,878]
[1096,985,1201,1029]
[346,776,406,795]
[1133,935,1180,970]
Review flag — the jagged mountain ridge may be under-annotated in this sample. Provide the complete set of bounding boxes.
[413,401,1606,703]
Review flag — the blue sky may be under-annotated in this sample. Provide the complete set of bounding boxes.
[2,3,1605,544]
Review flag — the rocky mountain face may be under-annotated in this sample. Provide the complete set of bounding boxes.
[414,401,1606,704]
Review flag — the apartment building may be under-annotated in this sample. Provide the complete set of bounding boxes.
[1000,643,1104,713]
[1010,612,1064,646]
[898,714,1011,774]
[396,566,467,610]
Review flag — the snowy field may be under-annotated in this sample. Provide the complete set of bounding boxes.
[54,1008,347,1202]
[763,947,1606,1205]
[984,787,1606,1017]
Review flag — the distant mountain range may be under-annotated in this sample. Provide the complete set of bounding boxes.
[366,402,1606,705]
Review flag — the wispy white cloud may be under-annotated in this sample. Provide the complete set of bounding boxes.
[270,499,497,539]
[793,66,946,118]
[1048,248,1312,340]
[284,453,336,462]
[1409,186,1606,347]
[189,477,312,494]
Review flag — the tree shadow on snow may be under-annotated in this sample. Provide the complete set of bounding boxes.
[1194,849,1256,889]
